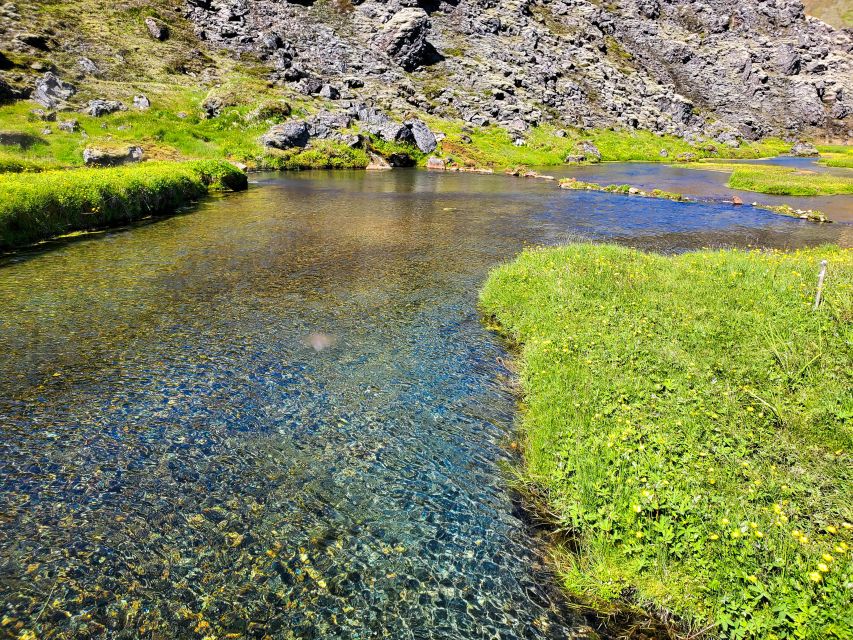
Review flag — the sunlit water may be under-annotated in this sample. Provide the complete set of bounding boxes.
[548,156,853,223]
[0,169,848,639]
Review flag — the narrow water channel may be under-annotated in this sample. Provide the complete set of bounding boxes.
[0,169,847,639]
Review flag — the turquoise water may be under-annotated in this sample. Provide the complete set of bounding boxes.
[0,169,846,639]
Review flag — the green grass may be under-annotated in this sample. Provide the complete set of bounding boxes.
[0,160,247,249]
[819,158,853,169]
[480,244,852,639]
[688,162,853,196]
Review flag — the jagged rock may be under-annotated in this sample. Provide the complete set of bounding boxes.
[58,119,79,132]
[375,8,435,71]
[261,121,311,149]
[297,77,324,95]
[308,111,352,138]
[83,146,144,167]
[405,119,437,153]
[319,84,340,100]
[789,141,819,156]
[133,95,151,110]
[33,72,76,109]
[86,100,125,117]
[145,17,169,41]
[181,0,853,141]
[78,57,100,75]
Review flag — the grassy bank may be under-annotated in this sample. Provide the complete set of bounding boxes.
[690,162,853,196]
[481,244,852,639]
[0,160,247,249]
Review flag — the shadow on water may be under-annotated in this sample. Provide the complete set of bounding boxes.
[0,168,847,639]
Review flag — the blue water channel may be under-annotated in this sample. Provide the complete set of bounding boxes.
[0,168,848,639]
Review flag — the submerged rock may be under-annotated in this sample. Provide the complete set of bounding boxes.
[375,8,435,71]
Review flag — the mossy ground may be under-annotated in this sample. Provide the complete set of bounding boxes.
[480,244,852,640]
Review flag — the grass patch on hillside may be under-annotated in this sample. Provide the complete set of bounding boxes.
[0,160,247,249]
[480,244,852,639]
[688,162,853,196]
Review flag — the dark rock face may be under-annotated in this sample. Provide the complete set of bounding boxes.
[33,72,76,109]
[261,121,311,149]
[405,119,437,153]
[182,0,853,142]
[374,8,436,71]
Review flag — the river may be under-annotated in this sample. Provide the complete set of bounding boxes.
[0,167,849,639]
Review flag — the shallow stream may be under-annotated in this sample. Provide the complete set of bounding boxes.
[0,167,849,639]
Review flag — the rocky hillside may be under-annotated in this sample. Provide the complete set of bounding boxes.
[1,0,852,151]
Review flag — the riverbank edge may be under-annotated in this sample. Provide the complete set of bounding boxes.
[0,160,248,251]
[479,244,853,640]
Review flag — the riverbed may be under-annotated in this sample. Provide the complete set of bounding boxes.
[0,167,849,639]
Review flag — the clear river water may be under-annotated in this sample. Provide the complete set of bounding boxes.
[0,167,850,639]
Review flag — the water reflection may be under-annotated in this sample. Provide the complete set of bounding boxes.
[0,169,846,639]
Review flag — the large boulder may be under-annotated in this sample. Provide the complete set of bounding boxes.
[405,119,437,153]
[33,72,76,109]
[789,141,819,157]
[83,146,144,167]
[261,121,310,149]
[375,8,435,71]
[86,100,126,117]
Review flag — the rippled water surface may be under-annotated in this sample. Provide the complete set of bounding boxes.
[0,169,848,639]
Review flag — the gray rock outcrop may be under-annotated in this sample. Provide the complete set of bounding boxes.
[33,72,76,109]
[86,100,125,117]
[374,8,436,72]
[261,121,311,149]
